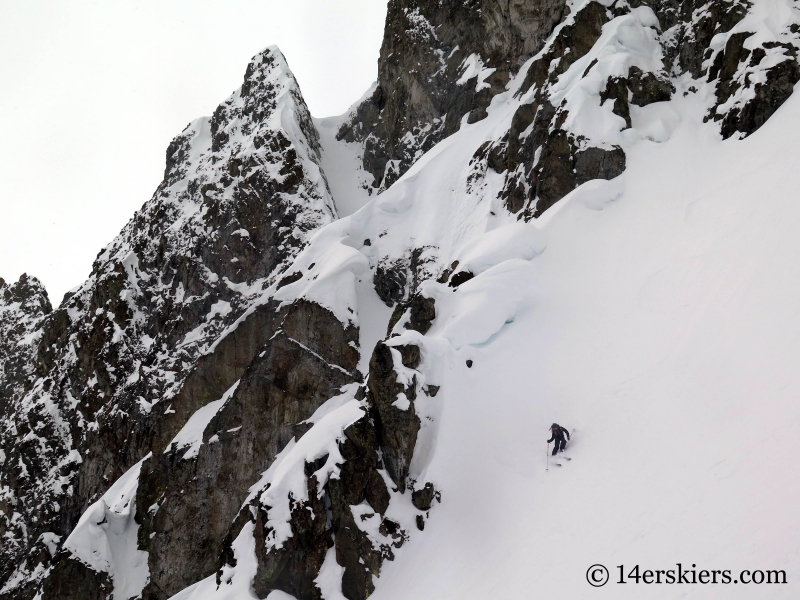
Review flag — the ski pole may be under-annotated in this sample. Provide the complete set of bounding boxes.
[546,442,549,471]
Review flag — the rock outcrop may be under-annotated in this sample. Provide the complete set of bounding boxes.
[135,301,359,599]
[0,275,53,590]
[340,0,800,214]
[337,0,569,192]
[210,335,434,600]
[0,275,51,405]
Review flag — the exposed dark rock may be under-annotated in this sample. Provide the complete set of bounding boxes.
[376,247,439,317]
[631,0,751,79]
[411,482,437,511]
[136,301,359,599]
[449,271,475,288]
[722,59,800,137]
[5,1,800,598]
[250,477,330,600]
[600,77,632,129]
[329,418,392,600]
[709,32,754,90]
[145,300,284,457]
[387,294,436,337]
[292,421,315,440]
[367,342,421,492]
[373,261,407,307]
[0,274,51,407]
[0,275,54,594]
[0,46,338,599]
[517,0,609,97]
[39,556,111,600]
[628,66,674,106]
[387,303,406,335]
[386,294,436,336]
[703,27,800,139]
[277,271,304,290]
[708,32,800,139]
[472,2,629,219]
[237,410,399,600]
[575,147,627,186]
[406,295,436,335]
[338,0,569,191]
[436,260,460,284]
[397,345,422,370]
[492,94,626,218]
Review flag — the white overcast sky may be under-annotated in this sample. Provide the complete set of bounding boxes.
[0,0,388,303]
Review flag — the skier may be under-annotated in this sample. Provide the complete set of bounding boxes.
[547,423,570,455]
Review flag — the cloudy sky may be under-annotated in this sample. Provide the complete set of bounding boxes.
[0,0,388,302]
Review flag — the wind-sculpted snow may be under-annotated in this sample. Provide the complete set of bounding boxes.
[3,0,800,599]
[61,456,150,600]
[177,1,799,595]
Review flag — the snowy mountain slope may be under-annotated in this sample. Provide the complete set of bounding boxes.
[0,47,343,599]
[2,0,800,599]
[363,62,800,600]
[151,0,800,598]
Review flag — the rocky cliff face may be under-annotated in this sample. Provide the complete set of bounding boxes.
[0,275,52,404]
[337,0,569,191]
[2,1,799,599]
[339,0,799,211]
[0,46,340,599]
[0,275,54,588]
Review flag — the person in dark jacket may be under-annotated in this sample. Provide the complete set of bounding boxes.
[547,423,570,455]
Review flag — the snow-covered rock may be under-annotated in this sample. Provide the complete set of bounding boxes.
[0,46,341,599]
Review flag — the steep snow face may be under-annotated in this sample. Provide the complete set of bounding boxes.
[340,0,800,200]
[363,71,800,600]
[0,46,337,598]
[703,0,800,137]
[314,86,376,218]
[272,1,664,319]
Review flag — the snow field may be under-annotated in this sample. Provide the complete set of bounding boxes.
[365,81,800,600]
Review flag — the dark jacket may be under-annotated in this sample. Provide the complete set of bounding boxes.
[547,426,570,443]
